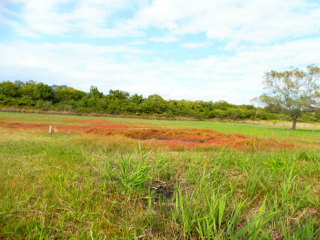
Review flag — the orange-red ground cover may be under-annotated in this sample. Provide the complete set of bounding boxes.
[0,118,294,150]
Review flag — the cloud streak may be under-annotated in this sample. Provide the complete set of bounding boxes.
[0,0,320,104]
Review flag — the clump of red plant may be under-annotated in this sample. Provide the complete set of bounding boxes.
[0,118,294,150]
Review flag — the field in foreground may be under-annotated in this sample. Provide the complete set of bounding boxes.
[0,112,320,239]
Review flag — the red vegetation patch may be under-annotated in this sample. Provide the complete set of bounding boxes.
[2,122,50,130]
[0,118,294,150]
[123,128,293,150]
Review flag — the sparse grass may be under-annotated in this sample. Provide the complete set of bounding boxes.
[0,112,320,239]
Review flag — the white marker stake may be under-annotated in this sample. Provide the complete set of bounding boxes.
[49,125,53,134]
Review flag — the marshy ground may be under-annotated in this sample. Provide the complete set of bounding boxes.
[0,112,319,239]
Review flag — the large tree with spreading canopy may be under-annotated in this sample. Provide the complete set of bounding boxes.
[258,65,320,129]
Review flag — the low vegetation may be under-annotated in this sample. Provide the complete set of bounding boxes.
[0,112,319,239]
[1,79,320,123]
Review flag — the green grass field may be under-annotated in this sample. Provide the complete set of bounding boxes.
[0,112,319,239]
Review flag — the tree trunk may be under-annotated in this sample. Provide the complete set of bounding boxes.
[292,117,297,130]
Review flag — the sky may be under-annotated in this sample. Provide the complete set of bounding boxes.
[0,0,320,104]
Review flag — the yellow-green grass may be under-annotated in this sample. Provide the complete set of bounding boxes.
[0,112,320,239]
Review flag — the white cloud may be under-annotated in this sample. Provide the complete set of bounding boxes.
[181,42,207,49]
[129,40,146,45]
[126,0,320,45]
[150,35,179,43]
[1,0,320,104]
[2,0,142,37]
[2,0,320,43]
[2,18,40,38]
[1,37,319,104]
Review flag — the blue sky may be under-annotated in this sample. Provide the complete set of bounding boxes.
[1,0,320,104]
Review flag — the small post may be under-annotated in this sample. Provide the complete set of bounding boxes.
[49,125,53,134]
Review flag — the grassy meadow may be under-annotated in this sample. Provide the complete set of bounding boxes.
[0,112,320,239]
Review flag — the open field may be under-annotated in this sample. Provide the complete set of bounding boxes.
[1,112,320,239]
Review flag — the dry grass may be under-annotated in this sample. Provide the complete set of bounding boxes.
[245,119,320,129]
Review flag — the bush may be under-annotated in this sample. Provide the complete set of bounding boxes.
[212,109,227,119]
[35,100,53,110]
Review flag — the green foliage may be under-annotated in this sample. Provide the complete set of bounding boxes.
[1,79,320,122]
[54,87,86,102]
[263,157,285,170]
[0,81,21,97]
[35,100,53,110]
[89,86,103,98]
[141,94,168,114]
[108,89,129,100]
[21,80,37,97]
[258,65,320,128]
[0,112,320,238]
[33,83,54,100]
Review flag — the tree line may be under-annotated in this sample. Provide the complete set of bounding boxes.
[0,80,319,122]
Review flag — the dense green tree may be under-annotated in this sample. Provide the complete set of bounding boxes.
[14,80,25,88]
[1,77,319,123]
[33,83,54,100]
[0,81,21,97]
[212,100,234,110]
[89,86,103,98]
[54,87,86,102]
[130,93,144,104]
[141,94,168,114]
[108,89,129,100]
[21,81,37,97]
